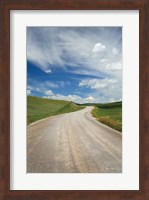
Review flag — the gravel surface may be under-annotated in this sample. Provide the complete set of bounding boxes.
[27,107,122,173]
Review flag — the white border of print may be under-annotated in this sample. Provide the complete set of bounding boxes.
[10,10,139,190]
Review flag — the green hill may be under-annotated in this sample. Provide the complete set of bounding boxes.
[27,96,84,125]
[92,101,122,132]
[27,96,122,132]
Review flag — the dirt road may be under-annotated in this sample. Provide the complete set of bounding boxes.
[27,107,122,173]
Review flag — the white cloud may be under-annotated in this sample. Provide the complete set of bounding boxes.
[27,84,43,93]
[79,79,106,89]
[79,78,117,89]
[27,27,122,76]
[100,59,107,63]
[35,88,40,92]
[43,91,121,104]
[57,81,70,87]
[43,92,96,104]
[44,69,52,73]
[27,80,70,94]
[42,86,96,103]
[44,90,54,96]
[27,27,122,102]
[27,89,31,95]
[106,62,122,70]
[112,47,119,55]
[45,81,59,88]
[78,77,121,103]
[86,96,95,102]
[108,98,115,102]
[92,43,106,53]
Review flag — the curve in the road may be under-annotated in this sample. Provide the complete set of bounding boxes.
[27,106,122,173]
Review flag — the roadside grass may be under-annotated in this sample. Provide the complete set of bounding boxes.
[92,101,122,132]
[27,96,85,125]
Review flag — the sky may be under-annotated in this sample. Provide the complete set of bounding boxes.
[27,27,122,104]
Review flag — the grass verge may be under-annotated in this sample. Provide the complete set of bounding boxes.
[27,96,85,125]
[92,101,122,132]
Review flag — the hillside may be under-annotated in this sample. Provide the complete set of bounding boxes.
[27,96,84,125]
[92,101,122,132]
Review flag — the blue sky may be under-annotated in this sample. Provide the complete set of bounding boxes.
[27,27,122,103]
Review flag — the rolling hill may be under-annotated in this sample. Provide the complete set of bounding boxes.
[27,96,85,125]
[27,96,122,132]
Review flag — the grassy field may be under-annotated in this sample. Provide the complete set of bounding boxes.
[92,101,122,132]
[27,96,85,125]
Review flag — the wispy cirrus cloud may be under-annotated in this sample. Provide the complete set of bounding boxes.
[27,27,122,75]
[27,27,122,103]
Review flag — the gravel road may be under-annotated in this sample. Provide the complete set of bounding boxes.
[27,107,122,173]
